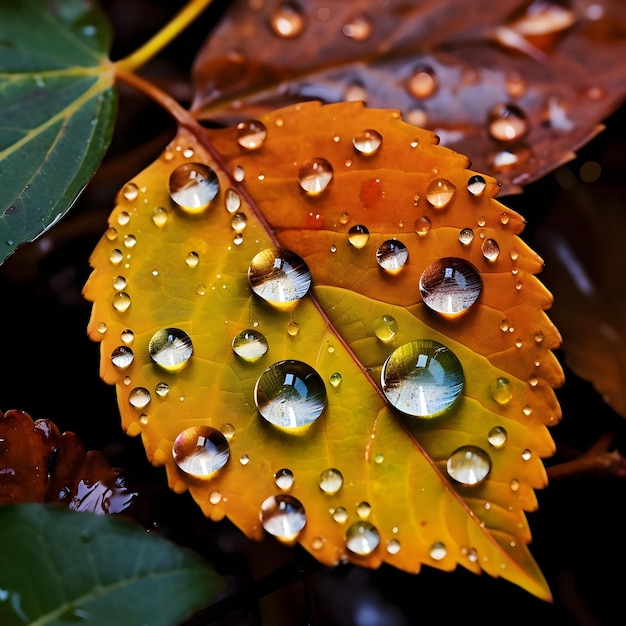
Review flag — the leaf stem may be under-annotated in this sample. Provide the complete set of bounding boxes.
[114,0,213,73]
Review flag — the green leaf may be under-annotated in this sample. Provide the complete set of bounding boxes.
[0,0,117,264]
[0,504,223,626]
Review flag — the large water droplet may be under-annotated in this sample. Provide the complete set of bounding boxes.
[319,468,343,495]
[173,426,230,477]
[406,66,438,99]
[237,120,268,150]
[487,104,529,142]
[347,225,370,249]
[426,178,456,208]
[346,521,380,555]
[260,494,307,541]
[353,129,382,155]
[149,328,193,371]
[446,446,492,486]
[232,329,269,362]
[254,360,327,429]
[111,346,134,369]
[248,248,312,309]
[381,340,464,418]
[374,315,398,343]
[487,425,508,448]
[269,2,306,38]
[298,158,334,194]
[419,257,482,317]
[168,163,219,214]
[376,240,408,273]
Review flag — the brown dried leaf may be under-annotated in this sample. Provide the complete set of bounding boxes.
[191,0,626,195]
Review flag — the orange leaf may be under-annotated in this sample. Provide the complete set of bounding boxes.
[83,101,563,599]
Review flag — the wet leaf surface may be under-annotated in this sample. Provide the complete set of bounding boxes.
[0,503,223,626]
[84,101,563,599]
[191,0,626,196]
[0,0,116,264]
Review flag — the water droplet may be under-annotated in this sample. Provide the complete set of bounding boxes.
[510,478,520,492]
[329,372,342,388]
[506,0,576,39]
[129,387,151,409]
[374,315,398,343]
[522,405,533,416]
[173,426,230,477]
[415,215,431,236]
[233,233,244,245]
[387,538,401,554]
[105,227,118,241]
[346,521,380,555]
[429,541,447,560]
[209,490,222,504]
[374,452,384,464]
[406,66,438,99]
[111,346,134,369]
[152,206,169,227]
[248,248,312,309]
[381,340,464,418]
[331,506,349,523]
[356,502,371,519]
[487,104,529,142]
[426,178,456,208]
[113,275,127,291]
[298,158,334,194]
[339,212,350,225]
[149,328,193,371]
[236,119,268,150]
[347,225,370,248]
[122,182,139,201]
[490,377,513,405]
[330,244,337,253]
[467,175,487,196]
[499,212,510,226]
[96,322,107,334]
[521,449,532,461]
[481,238,500,261]
[311,536,324,550]
[319,468,343,495]
[196,283,207,296]
[168,163,219,213]
[155,382,170,398]
[376,240,408,273]
[487,425,508,448]
[117,211,130,226]
[458,228,474,245]
[446,446,492,486]
[274,468,294,490]
[109,249,123,265]
[221,423,235,440]
[123,234,136,249]
[121,329,134,343]
[353,129,382,155]
[419,257,482,317]
[505,71,526,98]
[240,454,250,465]
[233,165,245,182]
[112,292,131,312]
[260,494,307,541]
[232,329,269,362]
[343,13,372,40]
[231,212,247,232]
[185,251,199,268]
[269,2,306,38]
[139,414,149,425]
[225,189,241,213]
[254,360,327,429]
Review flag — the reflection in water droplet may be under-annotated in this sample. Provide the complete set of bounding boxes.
[353,129,382,155]
[374,315,398,343]
[381,340,464,418]
[168,163,219,213]
[248,248,312,308]
[346,521,380,555]
[415,215,431,236]
[173,426,230,477]
[488,425,508,448]
[319,468,343,495]
[332,506,349,523]
[122,182,139,201]
[329,372,342,388]
[490,377,513,405]
[129,387,151,409]
[430,541,447,560]
[260,494,307,541]
[237,120,268,150]
[347,225,370,248]
[112,292,131,312]
[481,238,500,261]
[467,175,487,196]
[458,228,474,245]
[487,104,529,142]
[376,240,408,273]
[447,446,492,486]
[298,158,334,194]
[149,328,193,371]
[111,346,134,369]
[406,66,438,99]
[255,360,327,429]
[232,329,269,362]
[343,13,373,40]
[426,178,456,208]
[419,257,482,317]
[155,382,170,398]
[269,2,306,38]
[275,468,295,490]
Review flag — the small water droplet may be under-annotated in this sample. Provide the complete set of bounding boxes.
[356,501,371,519]
[419,257,482,317]
[311,536,324,550]
[522,405,533,416]
[458,228,474,245]
[232,329,269,362]
[426,178,456,208]
[347,225,370,248]
[185,251,199,268]
[406,107,428,127]
[381,340,464,418]
[343,13,372,40]
[287,321,300,336]
[233,165,245,182]
[139,414,149,425]
[487,425,508,448]
[346,521,380,555]
[231,212,248,232]
[155,382,170,398]
[298,158,334,194]
[319,468,343,495]
[329,372,343,388]
[274,468,295,490]
[149,328,193,371]
[339,212,350,225]
[237,119,268,150]
[196,283,207,296]
[331,506,349,523]
[260,494,307,541]
[221,423,235,440]
[112,292,131,312]
[152,206,169,227]
[240,454,250,465]
[113,275,127,291]
[481,238,500,261]
[255,360,327,429]
[109,249,123,265]
[446,446,492,486]
[353,129,382,155]
[111,346,134,369]
[521,449,532,461]
[123,234,136,249]
[499,212,510,225]
[168,163,219,213]
[374,315,398,343]
[233,233,244,245]
[117,211,130,226]
[414,215,431,236]
[376,240,408,273]
[406,65,438,99]
[374,452,384,464]
[487,104,529,142]
[173,426,230,477]
[121,329,134,343]
[429,541,447,560]
[490,377,513,406]
[122,182,139,201]
[225,189,241,214]
[129,387,151,409]
[105,227,118,241]
[269,2,306,38]
[467,175,487,196]
[510,478,520,492]
[96,322,107,334]
[387,538,401,554]
[209,490,222,504]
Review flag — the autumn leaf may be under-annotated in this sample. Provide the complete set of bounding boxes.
[83,101,563,599]
[191,0,626,196]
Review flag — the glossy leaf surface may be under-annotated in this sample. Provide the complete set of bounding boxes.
[192,0,626,195]
[0,503,222,626]
[0,0,116,264]
[84,101,563,599]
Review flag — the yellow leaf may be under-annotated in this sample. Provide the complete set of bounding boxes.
[83,101,563,599]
